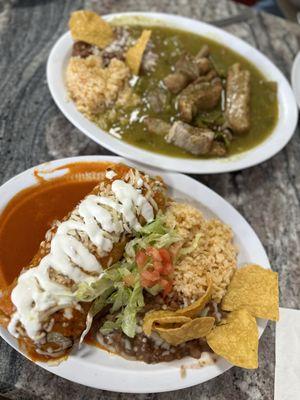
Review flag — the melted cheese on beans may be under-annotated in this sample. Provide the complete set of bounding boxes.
[8,178,154,341]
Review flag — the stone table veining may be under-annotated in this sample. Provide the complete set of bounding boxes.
[0,0,299,399]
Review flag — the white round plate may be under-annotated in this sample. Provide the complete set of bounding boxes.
[291,51,300,108]
[47,12,298,174]
[0,156,270,392]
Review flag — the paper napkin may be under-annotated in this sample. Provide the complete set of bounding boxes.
[275,307,300,400]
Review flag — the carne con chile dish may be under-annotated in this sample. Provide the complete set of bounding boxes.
[66,10,278,159]
[0,162,279,368]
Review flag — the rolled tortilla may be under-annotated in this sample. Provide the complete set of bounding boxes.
[0,163,166,362]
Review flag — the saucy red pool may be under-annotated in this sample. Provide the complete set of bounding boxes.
[0,162,114,288]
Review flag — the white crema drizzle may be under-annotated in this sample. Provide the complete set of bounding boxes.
[8,177,154,341]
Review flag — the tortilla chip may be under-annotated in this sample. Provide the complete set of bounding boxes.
[221,264,279,321]
[69,10,114,49]
[177,278,212,318]
[207,309,258,369]
[125,30,151,75]
[153,315,191,328]
[155,317,215,346]
[143,279,212,336]
[143,312,190,336]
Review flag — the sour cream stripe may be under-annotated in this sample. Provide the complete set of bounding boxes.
[8,177,153,341]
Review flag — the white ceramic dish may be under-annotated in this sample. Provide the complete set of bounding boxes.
[291,51,300,108]
[47,12,298,174]
[0,155,270,393]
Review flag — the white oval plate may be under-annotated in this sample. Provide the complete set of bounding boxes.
[47,12,298,174]
[291,51,300,108]
[0,156,270,392]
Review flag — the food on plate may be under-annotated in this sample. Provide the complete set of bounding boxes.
[226,63,251,134]
[69,10,114,49]
[66,56,135,117]
[207,309,258,369]
[0,162,279,368]
[155,317,215,346]
[125,29,152,75]
[0,164,166,361]
[142,280,213,336]
[66,10,278,159]
[221,264,279,321]
[165,121,215,156]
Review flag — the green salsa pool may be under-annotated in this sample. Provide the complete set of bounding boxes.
[96,25,278,159]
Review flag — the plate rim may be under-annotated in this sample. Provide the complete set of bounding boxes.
[46,11,298,174]
[0,155,270,393]
[291,51,300,108]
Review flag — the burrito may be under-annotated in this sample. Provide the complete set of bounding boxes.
[0,163,167,362]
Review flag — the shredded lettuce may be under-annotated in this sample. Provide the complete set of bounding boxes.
[76,261,141,338]
[89,288,113,315]
[79,312,93,345]
[100,281,144,338]
[107,284,132,313]
[146,283,162,296]
[100,319,121,335]
[76,215,182,339]
[139,216,168,236]
[125,214,181,262]
[121,281,144,337]
[75,277,113,302]
[77,286,114,344]
[179,232,202,256]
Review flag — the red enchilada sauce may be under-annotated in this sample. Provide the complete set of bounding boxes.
[0,162,114,288]
[0,161,169,362]
[0,162,213,364]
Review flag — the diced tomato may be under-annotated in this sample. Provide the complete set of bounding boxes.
[142,269,160,282]
[137,246,174,295]
[162,262,173,276]
[159,279,173,296]
[153,260,164,274]
[141,270,160,287]
[136,250,148,269]
[145,247,162,262]
[158,248,171,263]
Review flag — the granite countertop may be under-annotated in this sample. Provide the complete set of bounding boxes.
[0,0,299,399]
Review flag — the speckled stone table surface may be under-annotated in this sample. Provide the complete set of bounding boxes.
[0,0,299,399]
